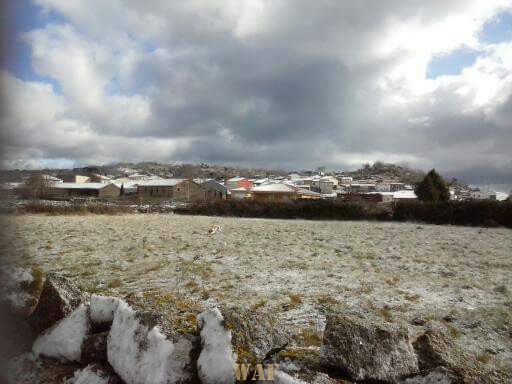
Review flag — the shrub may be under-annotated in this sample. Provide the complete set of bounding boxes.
[393,200,512,228]
[175,199,391,221]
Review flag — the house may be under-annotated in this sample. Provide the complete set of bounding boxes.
[41,174,63,185]
[46,183,120,199]
[489,191,509,201]
[56,173,92,183]
[226,177,253,190]
[391,190,418,201]
[338,176,353,185]
[201,179,228,200]
[137,179,204,202]
[251,183,321,202]
[319,177,338,194]
[349,183,376,193]
[90,174,112,183]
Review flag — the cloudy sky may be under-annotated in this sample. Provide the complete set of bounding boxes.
[1,1,512,185]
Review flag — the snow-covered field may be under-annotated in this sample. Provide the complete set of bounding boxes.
[3,214,512,372]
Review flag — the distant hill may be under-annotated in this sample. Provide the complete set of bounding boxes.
[344,162,425,184]
[0,160,428,184]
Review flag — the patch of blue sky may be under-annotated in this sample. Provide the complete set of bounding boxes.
[427,48,479,79]
[479,11,512,44]
[3,0,66,92]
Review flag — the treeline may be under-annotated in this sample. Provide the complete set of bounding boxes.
[176,199,512,228]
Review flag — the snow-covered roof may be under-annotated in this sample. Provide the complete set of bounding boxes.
[392,190,417,199]
[52,183,115,190]
[42,174,62,181]
[227,176,246,182]
[491,191,509,201]
[251,183,320,196]
[252,183,297,193]
[136,178,187,187]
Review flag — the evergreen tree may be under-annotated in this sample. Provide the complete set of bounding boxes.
[415,169,449,202]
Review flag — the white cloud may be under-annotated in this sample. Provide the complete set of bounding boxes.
[2,0,512,183]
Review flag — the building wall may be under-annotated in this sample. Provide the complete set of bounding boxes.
[253,192,298,202]
[97,184,121,198]
[137,180,204,202]
[201,180,227,200]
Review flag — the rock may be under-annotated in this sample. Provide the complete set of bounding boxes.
[197,308,236,384]
[413,325,500,384]
[412,317,427,326]
[30,273,84,334]
[33,304,91,362]
[107,298,198,384]
[66,364,123,384]
[197,306,289,384]
[320,314,418,382]
[0,266,44,317]
[399,367,459,384]
[90,294,122,332]
[81,332,108,365]
[221,306,290,365]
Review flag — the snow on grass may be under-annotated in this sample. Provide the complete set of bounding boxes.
[32,304,90,362]
[197,308,236,384]
[107,300,194,384]
[90,294,121,323]
[65,364,110,384]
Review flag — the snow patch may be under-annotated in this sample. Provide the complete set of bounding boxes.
[32,304,90,362]
[197,308,236,384]
[107,300,194,384]
[259,370,307,384]
[90,294,121,323]
[65,365,109,384]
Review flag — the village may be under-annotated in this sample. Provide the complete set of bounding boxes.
[1,164,510,205]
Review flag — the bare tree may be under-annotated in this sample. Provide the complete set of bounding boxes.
[21,172,52,199]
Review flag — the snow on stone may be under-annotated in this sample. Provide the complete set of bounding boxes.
[257,370,307,384]
[90,294,121,323]
[65,365,109,384]
[197,308,236,384]
[107,300,194,384]
[32,304,90,362]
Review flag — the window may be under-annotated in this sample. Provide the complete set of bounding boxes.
[177,187,181,192]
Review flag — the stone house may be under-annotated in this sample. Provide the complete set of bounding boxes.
[136,179,204,202]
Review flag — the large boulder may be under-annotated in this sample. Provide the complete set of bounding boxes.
[0,266,44,317]
[413,325,507,384]
[33,304,91,362]
[320,314,418,382]
[30,273,84,334]
[107,295,199,384]
[222,306,290,365]
[197,306,290,384]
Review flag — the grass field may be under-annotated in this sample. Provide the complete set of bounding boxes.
[2,213,511,373]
